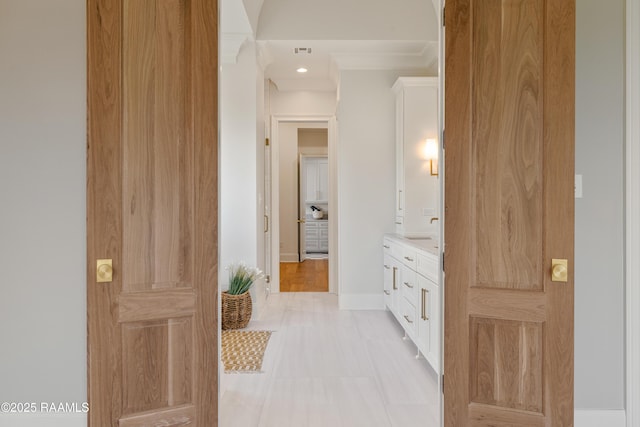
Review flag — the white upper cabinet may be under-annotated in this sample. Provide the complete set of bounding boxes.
[302,156,328,203]
[392,77,439,235]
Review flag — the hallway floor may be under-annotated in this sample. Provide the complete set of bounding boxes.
[219,293,440,426]
[280,260,329,292]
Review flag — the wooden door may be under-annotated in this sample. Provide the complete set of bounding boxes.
[444,1,575,426]
[87,0,218,425]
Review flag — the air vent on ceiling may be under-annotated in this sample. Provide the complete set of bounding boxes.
[293,47,312,54]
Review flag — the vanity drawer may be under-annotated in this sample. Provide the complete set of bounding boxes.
[417,252,438,282]
[401,247,417,270]
[400,297,417,337]
[384,238,404,260]
[400,267,419,307]
[383,238,392,255]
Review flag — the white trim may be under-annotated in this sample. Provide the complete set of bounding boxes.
[328,117,339,295]
[575,410,626,427]
[269,115,338,295]
[627,0,640,426]
[338,293,385,310]
[0,413,87,427]
[280,253,299,263]
[220,33,249,64]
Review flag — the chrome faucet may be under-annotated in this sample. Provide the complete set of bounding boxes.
[430,217,439,224]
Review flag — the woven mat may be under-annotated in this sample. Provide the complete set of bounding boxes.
[221,330,272,373]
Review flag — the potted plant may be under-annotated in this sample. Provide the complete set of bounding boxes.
[221,263,263,330]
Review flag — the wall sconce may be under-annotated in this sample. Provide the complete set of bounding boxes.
[424,138,438,176]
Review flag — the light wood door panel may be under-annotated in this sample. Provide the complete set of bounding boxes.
[87,0,218,425]
[444,0,575,426]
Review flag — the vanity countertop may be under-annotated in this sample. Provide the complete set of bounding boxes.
[384,233,439,256]
[305,215,328,222]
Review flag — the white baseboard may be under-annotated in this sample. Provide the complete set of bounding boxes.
[575,409,626,427]
[338,293,384,310]
[0,413,87,427]
[280,253,298,263]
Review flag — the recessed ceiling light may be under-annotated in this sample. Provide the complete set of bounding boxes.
[297,67,308,73]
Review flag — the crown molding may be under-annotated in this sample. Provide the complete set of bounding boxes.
[220,33,250,64]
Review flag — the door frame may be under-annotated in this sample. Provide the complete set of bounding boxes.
[269,115,338,294]
[626,0,640,424]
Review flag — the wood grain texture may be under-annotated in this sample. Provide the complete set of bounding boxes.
[469,318,543,412]
[444,1,472,425]
[445,0,575,425]
[122,321,170,414]
[119,289,196,323]
[87,0,123,424]
[468,288,545,322]
[87,0,218,425]
[473,0,544,291]
[122,0,192,291]
[191,0,219,424]
[543,0,576,423]
[468,403,544,427]
[119,404,196,427]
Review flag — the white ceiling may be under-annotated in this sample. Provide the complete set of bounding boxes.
[221,0,440,92]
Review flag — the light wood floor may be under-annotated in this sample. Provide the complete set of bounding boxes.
[219,293,440,426]
[280,260,328,292]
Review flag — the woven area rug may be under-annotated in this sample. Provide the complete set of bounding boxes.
[221,330,272,373]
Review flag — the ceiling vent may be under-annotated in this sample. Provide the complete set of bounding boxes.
[293,47,312,54]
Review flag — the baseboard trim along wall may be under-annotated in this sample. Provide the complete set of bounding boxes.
[279,253,299,263]
[0,413,87,427]
[575,409,626,427]
[338,293,385,310]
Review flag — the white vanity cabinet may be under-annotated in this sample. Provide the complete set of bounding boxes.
[392,77,439,234]
[383,235,440,372]
[305,220,328,253]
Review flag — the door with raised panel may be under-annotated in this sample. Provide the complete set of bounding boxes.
[444,0,575,425]
[87,0,218,425]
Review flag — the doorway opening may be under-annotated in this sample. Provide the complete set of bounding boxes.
[268,116,338,294]
[280,126,330,291]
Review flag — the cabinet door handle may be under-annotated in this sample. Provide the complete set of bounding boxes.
[398,190,403,210]
[383,244,390,249]
[392,267,398,290]
[384,290,390,295]
[403,281,413,289]
[384,264,390,270]
[404,256,414,262]
[421,288,429,321]
[403,315,413,324]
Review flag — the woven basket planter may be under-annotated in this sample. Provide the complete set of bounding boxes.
[221,291,252,330]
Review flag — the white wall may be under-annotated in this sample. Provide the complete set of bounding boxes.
[0,0,87,414]
[257,0,437,41]
[220,42,264,308]
[299,128,329,156]
[574,0,625,410]
[270,85,337,116]
[337,70,399,307]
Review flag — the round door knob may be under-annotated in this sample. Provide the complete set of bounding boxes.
[97,262,113,282]
[551,262,567,282]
